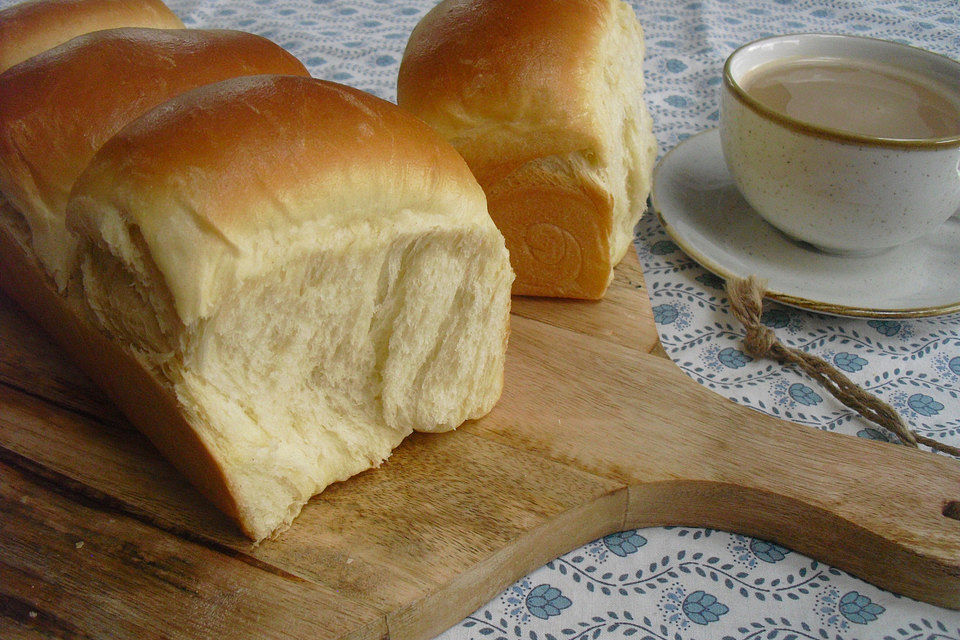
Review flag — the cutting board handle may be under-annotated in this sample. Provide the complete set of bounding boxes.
[622,353,960,609]
[492,326,960,610]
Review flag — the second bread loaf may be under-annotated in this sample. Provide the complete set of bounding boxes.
[398,0,658,299]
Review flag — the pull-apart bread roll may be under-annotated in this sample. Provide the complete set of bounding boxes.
[0,0,184,72]
[0,27,308,289]
[398,0,657,299]
[61,75,513,541]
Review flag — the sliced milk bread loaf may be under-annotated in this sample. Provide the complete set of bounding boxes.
[57,75,513,540]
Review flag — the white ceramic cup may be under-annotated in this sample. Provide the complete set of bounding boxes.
[720,34,960,256]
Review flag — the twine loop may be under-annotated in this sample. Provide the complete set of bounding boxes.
[725,275,958,457]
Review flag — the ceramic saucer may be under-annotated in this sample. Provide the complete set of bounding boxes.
[651,128,960,318]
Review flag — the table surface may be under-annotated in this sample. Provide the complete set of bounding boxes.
[1,0,959,638]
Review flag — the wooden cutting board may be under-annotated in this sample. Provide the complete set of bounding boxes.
[2,249,959,639]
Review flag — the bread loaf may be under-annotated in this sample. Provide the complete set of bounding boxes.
[3,73,512,541]
[0,27,308,289]
[397,0,658,299]
[0,0,183,72]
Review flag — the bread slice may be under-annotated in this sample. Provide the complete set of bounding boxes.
[0,0,184,72]
[397,0,658,299]
[0,27,308,290]
[61,75,513,541]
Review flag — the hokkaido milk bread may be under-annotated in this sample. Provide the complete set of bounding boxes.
[0,10,514,539]
[398,0,658,299]
[0,0,184,72]
[52,75,513,541]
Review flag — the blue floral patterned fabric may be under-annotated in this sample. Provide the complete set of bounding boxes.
[5,0,959,636]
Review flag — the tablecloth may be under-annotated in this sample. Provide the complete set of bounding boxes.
[7,0,960,637]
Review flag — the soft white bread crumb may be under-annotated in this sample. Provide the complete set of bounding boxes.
[65,75,514,540]
[398,0,657,299]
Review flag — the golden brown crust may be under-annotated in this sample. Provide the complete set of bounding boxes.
[0,198,243,531]
[76,75,483,237]
[0,27,308,220]
[0,27,309,286]
[0,0,184,72]
[398,0,612,177]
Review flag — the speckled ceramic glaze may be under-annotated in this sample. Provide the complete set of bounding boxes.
[653,129,960,317]
[720,34,960,256]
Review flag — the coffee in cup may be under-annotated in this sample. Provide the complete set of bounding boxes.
[720,34,960,256]
[741,57,960,140]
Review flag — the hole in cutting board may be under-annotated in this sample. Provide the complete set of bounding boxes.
[943,501,960,521]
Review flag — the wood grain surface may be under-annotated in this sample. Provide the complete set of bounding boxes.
[1,249,959,640]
